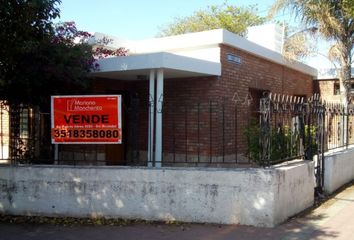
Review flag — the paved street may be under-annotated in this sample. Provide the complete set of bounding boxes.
[1,184,354,240]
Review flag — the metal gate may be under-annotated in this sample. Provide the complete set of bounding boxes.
[259,93,326,194]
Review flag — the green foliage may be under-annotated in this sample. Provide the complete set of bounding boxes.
[244,119,261,162]
[0,0,67,109]
[281,24,318,61]
[245,121,299,165]
[0,1,126,111]
[269,0,354,104]
[0,0,61,81]
[304,124,318,159]
[158,2,266,37]
[244,120,318,165]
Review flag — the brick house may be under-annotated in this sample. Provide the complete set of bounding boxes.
[53,29,317,166]
[312,68,354,149]
[314,68,354,103]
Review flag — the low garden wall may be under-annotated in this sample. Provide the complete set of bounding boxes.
[323,146,354,194]
[0,160,314,227]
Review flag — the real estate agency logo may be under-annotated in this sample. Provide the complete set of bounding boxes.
[67,98,103,112]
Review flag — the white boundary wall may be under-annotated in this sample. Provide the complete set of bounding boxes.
[324,147,354,194]
[0,161,314,227]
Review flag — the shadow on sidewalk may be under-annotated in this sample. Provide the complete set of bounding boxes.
[0,214,338,240]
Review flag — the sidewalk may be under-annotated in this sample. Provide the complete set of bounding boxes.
[1,184,354,240]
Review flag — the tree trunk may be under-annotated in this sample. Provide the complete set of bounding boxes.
[339,66,350,106]
[338,44,352,106]
[338,42,352,146]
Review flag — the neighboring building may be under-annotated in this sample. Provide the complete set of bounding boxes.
[0,101,10,162]
[0,102,40,163]
[314,68,354,103]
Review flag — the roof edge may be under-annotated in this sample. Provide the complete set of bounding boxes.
[221,29,318,77]
[91,29,317,77]
[94,52,221,76]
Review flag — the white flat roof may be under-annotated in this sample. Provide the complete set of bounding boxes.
[91,52,221,80]
[92,29,317,77]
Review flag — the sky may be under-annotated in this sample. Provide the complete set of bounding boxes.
[57,0,279,39]
[57,0,332,69]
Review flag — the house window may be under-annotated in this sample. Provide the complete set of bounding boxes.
[334,83,340,95]
[19,108,30,139]
[334,83,354,95]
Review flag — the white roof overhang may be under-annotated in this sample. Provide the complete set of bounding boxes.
[91,29,317,78]
[90,52,221,80]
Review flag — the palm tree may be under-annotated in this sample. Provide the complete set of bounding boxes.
[270,0,354,105]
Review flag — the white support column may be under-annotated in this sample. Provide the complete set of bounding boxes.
[147,69,155,167]
[155,69,164,167]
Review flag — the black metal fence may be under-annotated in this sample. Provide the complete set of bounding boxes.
[1,93,354,168]
[160,95,255,167]
[258,93,354,176]
[258,93,339,192]
[0,101,52,164]
[0,95,256,167]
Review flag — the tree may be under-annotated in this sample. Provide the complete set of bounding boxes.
[0,0,126,110]
[270,0,354,105]
[158,2,266,37]
[0,0,60,105]
[279,24,318,61]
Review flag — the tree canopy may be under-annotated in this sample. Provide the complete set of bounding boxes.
[0,0,126,110]
[281,24,318,61]
[270,0,354,105]
[0,0,60,105]
[158,2,266,37]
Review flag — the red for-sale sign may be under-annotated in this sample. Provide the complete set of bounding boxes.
[51,95,122,144]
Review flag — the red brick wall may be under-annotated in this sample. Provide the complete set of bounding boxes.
[215,44,313,157]
[159,45,314,163]
[162,77,221,162]
[313,79,341,102]
[219,44,313,97]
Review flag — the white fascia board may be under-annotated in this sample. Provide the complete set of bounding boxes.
[131,30,224,54]
[97,53,164,72]
[130,29,317,77]
[89,32,133,49]
[222,30,317,77]
[96,52,221,76]
[90,31,223,54]
[161,52,221,76]
[92,29,317,77]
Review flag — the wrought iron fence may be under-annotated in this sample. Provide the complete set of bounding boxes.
[0,101,52,164]
[159,95,255,167]
[2,93,354,168]
[259,93,354,167]
[0,95,257,167]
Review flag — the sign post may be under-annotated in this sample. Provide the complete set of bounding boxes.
[51,95,122,144]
